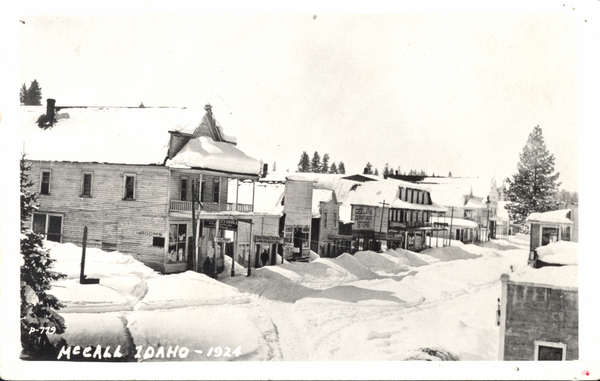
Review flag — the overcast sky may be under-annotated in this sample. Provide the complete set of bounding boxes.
[18,9,581,191]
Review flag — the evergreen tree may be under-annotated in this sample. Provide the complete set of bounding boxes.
[297,151,310,172]
[321,153,330,173]
[20,83,29,105]
[330,162,338,174]
[20,153,66,358]
[273,161,277,172]
[383,163,390,177]
[374,168,379,176]
[310,151,321,173]
[338,161,346,174]
[505,125,561,223]
[363,162,373,174]
[20,80,43,105]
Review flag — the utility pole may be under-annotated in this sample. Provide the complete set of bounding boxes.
[191,180,197,272]
[448,207,455,246]
[378,200,388,252]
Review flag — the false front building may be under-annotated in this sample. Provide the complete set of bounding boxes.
[22,100,261,274]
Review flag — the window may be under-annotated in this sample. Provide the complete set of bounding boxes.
[534,341,566,361]
[167,223,188,263]
[213,178,220,203]
[40,171,51,195]
[333,211,338,228]
[123,174,136,200]
[81,172,93,197]
[180,178,188,201]
[32,213,63,242]
[323,211,328,229]
[200,179,206,203]
[399,187,406,201]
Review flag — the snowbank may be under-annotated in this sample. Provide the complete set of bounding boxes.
[353,251,409,274]
[49,312,134,358]
[420,245,481,262]
[384,248,436,267]
[330,253,380,280]
[49,278,145,313]
[127,305,278,361]
[536,241,578,265]
[136,271,250,310]
[509,265,578,289]
[47,242,159,280]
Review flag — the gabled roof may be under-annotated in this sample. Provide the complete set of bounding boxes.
[21,105,259,175]
[168,136,260,176]
[311,189,336,218]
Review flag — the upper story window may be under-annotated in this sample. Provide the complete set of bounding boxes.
[123,174,136,200]
[200,179,206,203]
[213,178,220,203]
[40,170,51,195]
[81,172,93,197]
[333,211,338,229]
[323,211,328,229]
[180,178,188,201]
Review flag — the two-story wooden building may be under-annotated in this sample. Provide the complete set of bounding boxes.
[22,100,261,274]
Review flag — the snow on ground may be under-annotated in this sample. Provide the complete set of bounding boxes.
[44,236,532,361]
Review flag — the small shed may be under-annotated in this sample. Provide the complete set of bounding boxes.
[525,209,574,265]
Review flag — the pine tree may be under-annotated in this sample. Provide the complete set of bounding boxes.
[363,162,373,174]
[310,151,321,173]
[505,125,561,223]
[338,161,346,174]
[383,163,390,177]
[374,168,379,176]
[297,151,310,172]
[321,153,330,173]
[20,153,67,358]
[330,162,338,174]
[20,83,29,105]
[273,161,277,172]
[20,80,43,106]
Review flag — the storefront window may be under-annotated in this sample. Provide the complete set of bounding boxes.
[168,223,187,263]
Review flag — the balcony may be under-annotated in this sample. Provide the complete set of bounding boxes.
[169,200,253,213]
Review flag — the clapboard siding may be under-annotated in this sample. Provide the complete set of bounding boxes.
[28,160,169,270]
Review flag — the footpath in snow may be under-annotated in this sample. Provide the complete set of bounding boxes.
[42,235,530,361]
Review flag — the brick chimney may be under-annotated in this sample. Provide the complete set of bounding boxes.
[46,98,56,120]
[262,163,268,178]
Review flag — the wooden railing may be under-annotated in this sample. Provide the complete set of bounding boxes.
[169,200,253,213]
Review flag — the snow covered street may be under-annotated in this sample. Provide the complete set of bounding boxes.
[45,236,530,361]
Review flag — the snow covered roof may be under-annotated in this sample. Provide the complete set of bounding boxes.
[430,216,478,229]
[508,265,577,290]
[464,197,487,209]
[535,241,578,265]
[21,105,257,174]
[312,189,335,218]
[417,177,496,208]
[508,241,578,289]
[526,209,573,224]
[167,136,260,175]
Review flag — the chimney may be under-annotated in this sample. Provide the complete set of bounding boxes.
[262,163,268,178]
[46,98,56,120]
[395,170,398,176]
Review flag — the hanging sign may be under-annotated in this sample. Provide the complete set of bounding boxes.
[215,237,231,243]
[254,235,284,244]
[204,219,238,231]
